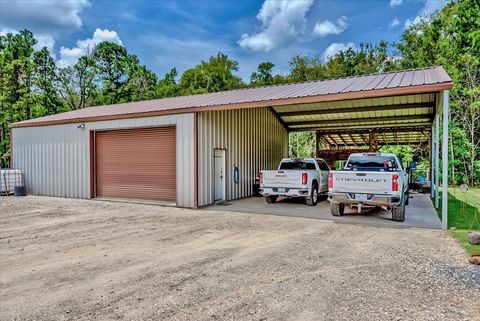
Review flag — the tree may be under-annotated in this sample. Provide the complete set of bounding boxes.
[325,42,398,78]
[179,52,244,94]
[397,0,480,184]
[32,47,65,116]
[289,132,316,158]
[57,54,97,110]
[287,55,325,82]
[154,68,181,98]
[250,61,275,86]
[92,41,138,104]
[125,64,158,101]
[0,30,37,166]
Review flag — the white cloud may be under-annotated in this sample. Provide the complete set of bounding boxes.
[238,0,314,52]
[0,0,90,59]
[0,0,90,34]
[323,42,357,60]
[34,35,56,58]
[389,17,401,28]
[313,16,348,37]
[404,0,449,28]
[390,0,403,7]
[58,29,123,68]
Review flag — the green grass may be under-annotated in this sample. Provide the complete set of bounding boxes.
[436,187,480,256]
[450,229,480,256]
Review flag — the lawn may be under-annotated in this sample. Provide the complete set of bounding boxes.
[437,187,480,256]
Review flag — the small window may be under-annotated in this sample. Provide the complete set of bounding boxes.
[279,160,316,170]
[346,155,399,169]
[317,160,329,171]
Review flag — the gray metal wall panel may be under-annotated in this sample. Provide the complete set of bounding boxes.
[12,113,195,207]
[198,107,288,206]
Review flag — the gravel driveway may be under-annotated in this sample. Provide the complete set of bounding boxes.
[1,196,479,321]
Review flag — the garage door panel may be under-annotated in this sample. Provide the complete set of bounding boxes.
[95,126,176,202]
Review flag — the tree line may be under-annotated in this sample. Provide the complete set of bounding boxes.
[0,0,478,184]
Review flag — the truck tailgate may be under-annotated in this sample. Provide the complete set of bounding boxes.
[262,170,303,188]
[331,171,394,194]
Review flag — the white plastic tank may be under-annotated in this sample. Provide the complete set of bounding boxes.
[0,169,24,195]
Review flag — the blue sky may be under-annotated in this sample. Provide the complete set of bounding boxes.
[0,0,449,80]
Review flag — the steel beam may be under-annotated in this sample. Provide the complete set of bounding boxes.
[430,125,435,198]
[435,114,440,209]
[286,115,432,127]
[442,90,449,230]
[348,134,358,146]
[290,122,432,133]
[338,134,349,146]
[360,133,369,145]
[276,102,435,117]
[313,126,431,135]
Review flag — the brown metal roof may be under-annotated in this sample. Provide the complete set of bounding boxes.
[11,66,453,128]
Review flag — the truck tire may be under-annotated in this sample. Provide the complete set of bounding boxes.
[265,195,277,204]
[330,203,345,216]
[392,202,405,222]
[306,184,318,206]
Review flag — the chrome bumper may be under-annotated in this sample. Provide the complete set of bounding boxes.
[328,192,401,206]
[261,187,309,198]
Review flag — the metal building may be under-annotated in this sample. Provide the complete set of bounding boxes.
[10,66,453,228]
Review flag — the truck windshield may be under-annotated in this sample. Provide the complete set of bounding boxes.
[346,155,399,169]
[279,160,316,170]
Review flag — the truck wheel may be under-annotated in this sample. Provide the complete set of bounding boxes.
[330,203,345,216]
[392,202,405,222]
[306,185,318,206]
[265,195,277,204]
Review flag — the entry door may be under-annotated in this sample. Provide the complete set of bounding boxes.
[214,149,226,201]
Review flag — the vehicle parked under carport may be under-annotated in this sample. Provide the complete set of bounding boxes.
[259,158,330,206]
[328,153,409,221]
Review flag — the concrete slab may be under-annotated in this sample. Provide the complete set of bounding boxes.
[205,193,442,229]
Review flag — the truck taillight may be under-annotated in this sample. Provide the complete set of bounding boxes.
[259,172,263,184]
[392,174,399,191]
[328,172,333,189]
[302,173,308,185]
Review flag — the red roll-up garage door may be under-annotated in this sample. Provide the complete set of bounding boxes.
[95,126,176,202]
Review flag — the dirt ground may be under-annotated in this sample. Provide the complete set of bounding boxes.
[1,196,479,321]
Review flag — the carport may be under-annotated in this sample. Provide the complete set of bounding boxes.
[268,67,452,229]
[208,67,452,229]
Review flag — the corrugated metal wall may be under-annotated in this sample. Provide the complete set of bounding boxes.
[198,107,288,206]
[12,113,195,207]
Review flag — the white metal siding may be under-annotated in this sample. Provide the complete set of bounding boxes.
[198,107,288,206]
[12,113,195,207]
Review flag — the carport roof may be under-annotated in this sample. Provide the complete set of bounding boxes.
[11,66,453,128]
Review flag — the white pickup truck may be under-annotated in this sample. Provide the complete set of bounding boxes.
[259,158,330,206]
[328,153,409,221]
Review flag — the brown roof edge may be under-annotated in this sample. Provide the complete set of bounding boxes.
[10,81,453,129]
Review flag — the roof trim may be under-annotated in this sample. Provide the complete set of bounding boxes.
[10,81,452,129]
